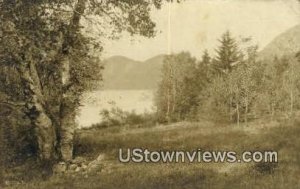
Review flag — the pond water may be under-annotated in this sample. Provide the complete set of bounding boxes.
[77,90,155,127]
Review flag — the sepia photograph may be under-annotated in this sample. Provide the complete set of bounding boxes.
[0,0,300,188]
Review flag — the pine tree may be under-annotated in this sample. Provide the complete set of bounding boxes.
[201,50,211,65]
[199,50,213,81]
[215,31,240,73]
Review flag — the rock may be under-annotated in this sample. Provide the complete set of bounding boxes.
[88,160,100,167]
[72,156,86,164]
[69,164,78,171]
[53,162,67,174]
[87,161,103,172]
[97,154,106,161]
[75,167,82,172]
[82,164,88,170]
[4,181,10,186]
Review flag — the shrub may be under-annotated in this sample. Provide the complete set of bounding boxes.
[88,108,158,129]
[0,104,35,168]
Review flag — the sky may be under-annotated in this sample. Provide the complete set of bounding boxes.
[101,0,300,61]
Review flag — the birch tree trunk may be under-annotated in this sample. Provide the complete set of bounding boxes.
[165,58,172,123]
[59,56,76,161]
[166,87,171,123]
[244,95,248,125]
[236,103,240,126]
[59,0,86,161]
[59,95,76,161]
[2,7,58,162]
[229,96,233,122]
[236,91,240,126]
[19,61,57,162]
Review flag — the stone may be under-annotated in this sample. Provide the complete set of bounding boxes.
[75,167,82,172]
[87,161,103,172]
[96,154,105,162]
[53,162,67,174]
[72,156,86,164]
[69,164,78,171]
[82,164,88,170]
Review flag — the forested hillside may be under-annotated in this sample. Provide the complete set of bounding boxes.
[259,24,300,60]
[103,25,300,90]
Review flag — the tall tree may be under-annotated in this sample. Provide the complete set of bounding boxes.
[215,31,240,74]
[199,49,212,81]
[283,57,300,117]
[156,52,197,121]
[0,0,166,164]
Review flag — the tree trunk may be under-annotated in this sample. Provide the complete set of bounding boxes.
[236,91,240,126]
[237,103,240,126]
[4,7,59,163]
[59,93,76,161]
[172,81,176,114]
[171,64,176,115]
[58,0,86,161]
[19,62,57,162]
[229,96,233,122]
[244,95,248,125]
[59,56,76,161]
[165,59,172,123]
[166,87,171,123]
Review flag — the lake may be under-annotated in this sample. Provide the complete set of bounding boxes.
[77,90,155,127]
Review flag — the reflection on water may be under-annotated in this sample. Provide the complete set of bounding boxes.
[77,90,155,127]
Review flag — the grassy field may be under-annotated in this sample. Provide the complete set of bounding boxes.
[6,118,300,189]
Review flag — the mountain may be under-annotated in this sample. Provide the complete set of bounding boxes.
[259,24,300,60]
[102,55,166,90]
[102,25,300,90]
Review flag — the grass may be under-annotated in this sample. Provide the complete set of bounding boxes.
[4,118,300,189]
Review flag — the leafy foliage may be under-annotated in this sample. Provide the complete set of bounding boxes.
[94,107,157,128]
[155,52,203,122]
[0,0,167,162]
[156,31,300,124]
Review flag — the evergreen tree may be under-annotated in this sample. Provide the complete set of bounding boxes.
[199,49,213,81]
[215,31,240,73]
[201,50,211,65]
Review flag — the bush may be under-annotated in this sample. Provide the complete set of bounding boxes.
[0,104,35,168]
[88,108,158,129]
